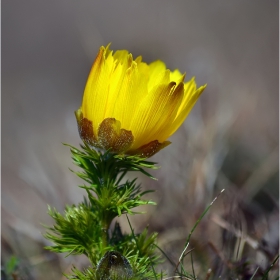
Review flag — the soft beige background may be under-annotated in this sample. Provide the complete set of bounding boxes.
[2,1,279,279]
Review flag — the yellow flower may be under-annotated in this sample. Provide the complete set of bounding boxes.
[75,45,206,157]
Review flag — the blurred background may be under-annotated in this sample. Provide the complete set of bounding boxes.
[2,0,279,279]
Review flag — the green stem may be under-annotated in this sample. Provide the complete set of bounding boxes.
[101,221,109,249]
[100,212,114,250]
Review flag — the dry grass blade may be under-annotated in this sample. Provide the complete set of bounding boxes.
[210,214,259,250]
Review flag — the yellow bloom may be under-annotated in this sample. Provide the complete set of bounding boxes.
[75,45,206,157]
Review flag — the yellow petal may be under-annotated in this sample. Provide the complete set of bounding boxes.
[82,46,115,136]
[130,81,178,149]
[170,69,186,84]
[104,53,131,118]
[151,82,185,142]
[77,45,206,157]
[148,60,167,90]
[169,84,206,136]
[113,61,149,130]
[113,50,129,63]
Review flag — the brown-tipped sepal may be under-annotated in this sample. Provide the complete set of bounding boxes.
[75,111,134,154]
[75,110,170,157]
[75,109,99,147]
[98,118,134,153]
[128,140,171,158]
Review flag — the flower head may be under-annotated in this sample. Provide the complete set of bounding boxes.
[75,45,206,157]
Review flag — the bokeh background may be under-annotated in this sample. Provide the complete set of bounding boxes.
[2,1,279,279]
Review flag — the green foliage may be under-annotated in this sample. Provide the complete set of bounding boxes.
[45,202,161,278]
[5,256,19,275]
[1,256,19,280]
[67,144,157,227]
[110,221,162,279]
[262,255,279,280]
[45,144,161,279]
[66,143,158,184]
[44,202,103,263]
[69,265,149,280]
[68,266,96,280]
